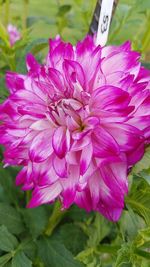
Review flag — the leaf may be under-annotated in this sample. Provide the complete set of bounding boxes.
[132,147,150,175]
[134,227,150,248]
[114,244,131,267]
[12,251,32,267]
[19,239,37,261]
[67,205,93,222]
[27,16,55,27]
[140,169,150,185]
[0,253,12,267]
[0,225,18,252]
[38,237,84,267]
[55,223,87,255]
[0,166,24,205]
[0,203,24,234]
[138,0,150,9]
[57,5,72,17]
[22,206,48,238]
[119,210,146,241]
[87,213,110,247]
[126,179,150,225]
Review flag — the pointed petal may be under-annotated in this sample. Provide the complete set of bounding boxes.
[29,130,53,162]
[80,143,93,175]
[52,127,70,158]
[53,156,67,178]
[28,181,62,208]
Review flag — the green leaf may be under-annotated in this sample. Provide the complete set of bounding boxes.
[19,239,37,261]
[114,244,131,267]
[134,227,150,248]
[0,253,12,267]
[55,223,87,255]
[12,252,32,267]
[87,213,110,247]
[22,206,48,238]
[0,166,24,205]
[119,210,146,241]
[38,237,84,267]
[140,169,150,185]
[57,5,72,16]
[0,226,18,252]
[0,203,24,234]
[67,205,92,222]
[126,180,150,225]
[132,147,150,175]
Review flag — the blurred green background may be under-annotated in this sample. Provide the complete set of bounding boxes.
[0,0,150,56]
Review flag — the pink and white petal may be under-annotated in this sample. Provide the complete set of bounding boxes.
[92,126,120,157]
[74,188,93,212]
[6,71,25,93]
[28,181,62,208]
[63,59,85,88]
[80,142,93,175]
[61,165,79,209]
[29,130,53,162]
[53,156,67,178]
[30,119,51,131]
[103,123,144,152]
[101,41,131,57]
[127,142,145,166]
[97,204,123,222]
[26,53,41,74]
[90,86,130,112]
[52,127,70,158]
[71,135,91,151]
[101,51,140,78]
[16,167,27,185]
[100,158,128,194]
[48,68,65,93]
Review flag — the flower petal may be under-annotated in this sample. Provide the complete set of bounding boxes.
[80,143,93,175]
[29,130,53,162]
[28,181,62,208]
[52,127,70,158]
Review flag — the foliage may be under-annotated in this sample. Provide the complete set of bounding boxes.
[0,0,150,267]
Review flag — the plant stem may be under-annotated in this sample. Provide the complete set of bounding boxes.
[96,244,120,254]
[4,0,10,26]
[44,201,67,236]
[135,248,150,260]
[22,0,29,31]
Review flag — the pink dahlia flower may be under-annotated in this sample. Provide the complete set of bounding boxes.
[7,24,21,47]
[0,36,150,221]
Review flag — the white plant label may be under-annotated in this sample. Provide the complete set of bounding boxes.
[96,0,115,46]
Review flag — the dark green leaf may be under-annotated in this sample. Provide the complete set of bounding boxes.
[56,223,87,255]
[0,203,24,234]
[38,237,84,267]
[0,225,18,252]
[22,206,48,238]
[19,239,37,260]
[12,251,32,267]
